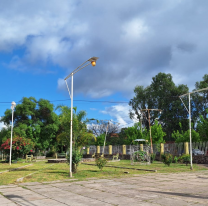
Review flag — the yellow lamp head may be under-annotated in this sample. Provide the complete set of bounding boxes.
[91,61,96,66]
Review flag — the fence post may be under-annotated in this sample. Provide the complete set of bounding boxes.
[184,142,189,155]
[97,146,100,154]
[140,144,143,151]
[122,145,126,155]
[160,143,164,156]
[87,147,90,155]
[109,145,112,155]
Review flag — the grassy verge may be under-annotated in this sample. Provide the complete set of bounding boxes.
[0,160,207,185]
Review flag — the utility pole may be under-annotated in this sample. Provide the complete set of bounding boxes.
[140,109,162,154]
[179,86,208,170]
[99,120,120,156]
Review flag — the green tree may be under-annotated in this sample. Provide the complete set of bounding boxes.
[0,97,60,151]
[172,122,200,143]
[129,72,189,141]
[151,120,166,144]
[197,108,208,141]
[123,123,143,145]
[56,106,96,152]
[193,74,208,120]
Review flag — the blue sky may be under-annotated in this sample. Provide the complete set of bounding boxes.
[1,0,208,130]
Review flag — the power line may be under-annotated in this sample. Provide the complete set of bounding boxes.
[0,99,129,104]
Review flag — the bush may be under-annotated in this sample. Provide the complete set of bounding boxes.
[161,153,173,166]
[150,153,156,163]
[172,156,178,163]
[178,154,190,166]
[66,150,83,173]
[134,151,147,162]
[95,157,108,170]
[46,151,55,157]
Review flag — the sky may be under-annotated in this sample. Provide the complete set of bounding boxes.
[0,0,208,130]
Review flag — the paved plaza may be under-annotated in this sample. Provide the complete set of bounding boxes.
[0,170,208,206]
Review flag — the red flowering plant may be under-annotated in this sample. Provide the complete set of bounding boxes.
[0,136,35,160]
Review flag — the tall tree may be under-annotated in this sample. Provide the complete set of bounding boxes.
[129,72,189,141]
[192,74,208,120]
[56,106,95,151]
[0,97,60,151]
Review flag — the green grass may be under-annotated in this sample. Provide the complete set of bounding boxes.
[0,160,207,185]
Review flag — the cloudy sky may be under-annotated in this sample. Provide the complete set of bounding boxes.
[0,0,208,129]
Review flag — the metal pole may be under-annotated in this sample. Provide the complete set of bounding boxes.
[103,122,109,155]
[148,110,153,154]
[189,93,193,170]
[9,108,14,165]
[69,73,73,177]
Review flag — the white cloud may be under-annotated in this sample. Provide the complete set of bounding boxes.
[0,118,6,131]
[100,104,138,128]
[1,0,208,98]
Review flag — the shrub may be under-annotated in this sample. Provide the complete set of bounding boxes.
[95,157,108,170]
[150,153,156,163]
[178,154,190,166]
[162,153,173,166]
[46,151,55,157]
[1,136,35,160]
[134,151,147,162]
[172,156,178,163]
[66,150,82,173]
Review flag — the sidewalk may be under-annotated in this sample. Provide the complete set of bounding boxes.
[0,170,208,206]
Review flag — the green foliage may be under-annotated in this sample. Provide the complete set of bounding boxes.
[94,134,105,146]
[0,97,60,151]
[67,149,82,165]
[178,154,190,166]
[197,108,208,141]
[129,72,189,141]
[150,153,156,163]
[1,136,35,160]
[172,122,200,143]
[46,151,55,157]
[66,149,83,173]
[172,156,178,163]
[134,151,147,162]
[95,157,108,170]
[123,123,143,145]
[151,120,166,144]
[161,153,173,166]
[56,106,96,151]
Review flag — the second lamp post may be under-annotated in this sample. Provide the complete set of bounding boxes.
[64,57,99,177]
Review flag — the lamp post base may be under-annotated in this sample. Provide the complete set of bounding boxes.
[69,172,73,177]
[190,166,193,170]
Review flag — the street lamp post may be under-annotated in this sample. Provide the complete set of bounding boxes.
[140,109,162,153]
[179,86,208,170]
[9,101,16,165]
[64,57,99,177]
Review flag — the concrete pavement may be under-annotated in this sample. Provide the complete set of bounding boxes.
[0,170,208,205]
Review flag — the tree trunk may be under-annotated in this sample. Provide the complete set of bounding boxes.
[72,163,77,173]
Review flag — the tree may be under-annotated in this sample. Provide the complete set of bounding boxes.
[88,120,119,137]
[172,122,200,143]
[56,106,96,152]
[0,97,60,151]
[129,72,189,141]
[151,120,166,144]
[123,123,143,145]
[197,108,208,141]
[1,136,35,160]
[192,74,208,121]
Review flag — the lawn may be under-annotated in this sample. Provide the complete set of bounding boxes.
[0,160,206,185]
